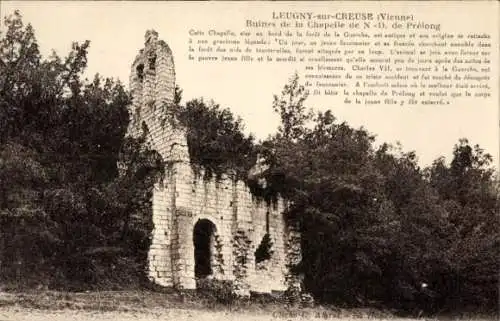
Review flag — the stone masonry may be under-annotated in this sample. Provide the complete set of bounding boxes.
[127,30,302,296]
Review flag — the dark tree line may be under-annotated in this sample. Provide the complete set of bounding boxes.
[0,11,164,290]
[255,73,499,315]
[0,12,498,315]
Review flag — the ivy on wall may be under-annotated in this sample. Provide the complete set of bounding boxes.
[162,87,258,183]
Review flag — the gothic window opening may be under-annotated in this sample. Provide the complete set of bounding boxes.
[136,64,144,82]
[255,233,273,264]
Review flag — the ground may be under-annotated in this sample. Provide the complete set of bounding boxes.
[0,291,495,321]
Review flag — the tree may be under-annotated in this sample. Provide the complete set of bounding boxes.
[272,72,313,141]
[258,75,499,314]
[426,139,499,310]
[258,75,401,304]
[0,11,163,289]
[172,96,256,181]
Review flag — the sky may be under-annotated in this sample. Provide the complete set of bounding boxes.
[1,1,498,168]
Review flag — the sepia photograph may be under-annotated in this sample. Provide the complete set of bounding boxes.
[0,1,498,320]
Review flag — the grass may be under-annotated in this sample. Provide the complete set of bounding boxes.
[0,290,496,321]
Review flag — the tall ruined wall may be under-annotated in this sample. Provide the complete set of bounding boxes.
[128,30,188,288]
[128,30,188,162]
[127,30,301,296]
[173,164,290,294]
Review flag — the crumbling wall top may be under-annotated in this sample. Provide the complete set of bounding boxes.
[132,30,172,68]
[145,29,159,46]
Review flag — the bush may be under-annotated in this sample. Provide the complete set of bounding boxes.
[195,278,236,304]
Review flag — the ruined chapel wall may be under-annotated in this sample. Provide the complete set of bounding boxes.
[127,30,300,295]
[147,175,175,287]
[172,162,289,293]
[127,31,188,288]
[128,31,189,163]
[233,180,288,292]
[173,162,236,289]
[248,199,288,293]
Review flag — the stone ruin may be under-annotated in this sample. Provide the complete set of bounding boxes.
[126,30,302,297]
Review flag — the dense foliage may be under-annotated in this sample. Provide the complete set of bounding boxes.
[0,11,164,289]
[255,73,499,314]
[1,11,498,316]
[169,93,257,181]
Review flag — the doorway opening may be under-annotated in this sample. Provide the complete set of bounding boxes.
[193,219,216,278]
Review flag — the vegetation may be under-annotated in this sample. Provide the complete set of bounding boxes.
[0,11,498,317]
[0,11,163,290]
[256,73,499,315]
[169,91,257,181]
